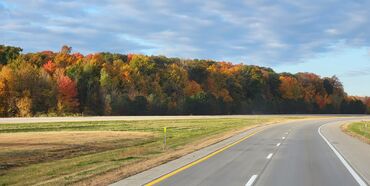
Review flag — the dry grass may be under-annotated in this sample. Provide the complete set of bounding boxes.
[0,131,154,151]
[0,131,155,175]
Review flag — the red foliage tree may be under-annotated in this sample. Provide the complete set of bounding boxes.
[57,75,79,112]
[43,60,56,74]
[40,50,54,55]
[72,52,84,59]
[127,53,134,62]
[86,53,94,59]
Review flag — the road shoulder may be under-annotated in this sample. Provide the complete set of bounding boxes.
[321,121,370,185]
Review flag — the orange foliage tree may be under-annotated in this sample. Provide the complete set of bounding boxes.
[185,80,203,96]
[43,60,56,74]
[279,76,303,100]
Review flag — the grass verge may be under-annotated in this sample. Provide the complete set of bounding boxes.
[342,121,370,144]
[0,117,299,185]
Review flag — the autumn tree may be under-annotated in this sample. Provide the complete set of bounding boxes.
[23,51,56,67]
[0,44,366,116]
[43,60,56,74]
[16,91,32,117]
[185,80,203,97]
[54,45,77,68]
[99,61,127,115]
[279,75,303,100]
[57,74,79,113]
[206,63,233,103]
[0,66,15,116]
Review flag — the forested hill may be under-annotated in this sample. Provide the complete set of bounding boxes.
[0,45,369,116]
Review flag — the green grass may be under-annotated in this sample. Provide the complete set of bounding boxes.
[0,117,294,185]
[347,121,370,140]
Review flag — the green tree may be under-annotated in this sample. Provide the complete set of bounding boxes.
[0,45,22,65]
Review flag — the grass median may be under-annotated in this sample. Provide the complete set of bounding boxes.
[344,121,370,143]
[0,116,300,185]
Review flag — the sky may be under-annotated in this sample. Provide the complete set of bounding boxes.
[0,0,370,96]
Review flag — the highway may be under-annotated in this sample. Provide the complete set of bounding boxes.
[144,118,369,186]
[3,116,368,186]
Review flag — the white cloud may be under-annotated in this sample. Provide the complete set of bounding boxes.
[1,0,370,66]
[325,28,339,35]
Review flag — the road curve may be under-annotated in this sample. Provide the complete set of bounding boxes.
[321,121,370,184]
[146,118,369,186]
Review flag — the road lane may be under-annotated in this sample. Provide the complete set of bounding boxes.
[151,118,368,186]
[153,121,294,186]
[256,120,360,186]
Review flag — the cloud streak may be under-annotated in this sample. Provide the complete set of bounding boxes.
[1,0,370,66]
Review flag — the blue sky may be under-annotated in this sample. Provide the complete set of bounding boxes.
[1,0,370,96]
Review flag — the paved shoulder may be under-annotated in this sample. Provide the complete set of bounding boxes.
[321,121,370,185]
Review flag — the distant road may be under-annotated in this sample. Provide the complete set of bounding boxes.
[0,115,364,124]
[0,115,276,124]
[113,117,370,186]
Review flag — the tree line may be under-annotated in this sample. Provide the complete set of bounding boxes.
[0,45,369,117]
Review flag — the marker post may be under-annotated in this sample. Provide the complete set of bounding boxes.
[163,127,167,150]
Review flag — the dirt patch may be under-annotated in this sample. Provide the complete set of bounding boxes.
[341,124,370,145]
[0,131,153,149]
[0,131,155,173]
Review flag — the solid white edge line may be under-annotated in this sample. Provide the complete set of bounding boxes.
[245,175,258,186]
[266,153,273,159]
[276,143,281,147]
[318,125,367,186]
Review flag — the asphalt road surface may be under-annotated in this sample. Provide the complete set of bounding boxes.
[151,118,369,186]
